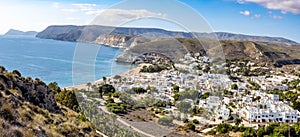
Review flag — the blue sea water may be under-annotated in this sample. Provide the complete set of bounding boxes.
[0,35,134,87]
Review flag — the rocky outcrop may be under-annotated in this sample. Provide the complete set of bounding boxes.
[274,59,300,67]
[0,72,59,113]
[132,52,174,65]
[93,34,135,48]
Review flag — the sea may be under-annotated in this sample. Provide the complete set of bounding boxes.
[0,35,135,88]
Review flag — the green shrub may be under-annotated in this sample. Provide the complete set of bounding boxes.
[187,122,196,131]
[158,116,173,126]
[55,89,80,112]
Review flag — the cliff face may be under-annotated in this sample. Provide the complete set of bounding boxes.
[93,34,135,48]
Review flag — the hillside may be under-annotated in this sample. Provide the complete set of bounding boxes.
[5,29,38,36]
[116,38,300,67]
[0,66,100,137]
[36,25,298,44]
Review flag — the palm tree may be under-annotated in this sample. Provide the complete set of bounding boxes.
[86,82,91,91]
[103,77,107,84]
[234,118,242,126]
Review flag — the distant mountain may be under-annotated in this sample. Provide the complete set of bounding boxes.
[36,25,298,44]
[4,29,38,36]
[195,32,298,44]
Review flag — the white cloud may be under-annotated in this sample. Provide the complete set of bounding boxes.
[237,0,246,4]
[271,15,283,19]
[72,3,97,12]
[66,17,80,20]
[254,14,261,18]
[240,10,251,16]
[237,0,300,14]
[91,9,167,26]
[60,8,78,13]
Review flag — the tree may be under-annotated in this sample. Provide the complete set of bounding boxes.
[91,84,97,92]
[98,84,115,97]
[176,101,192,113]
[55,89,80,112]
[187,122,196,131]
[173,93,180,101]
[48,82,61,93]
[12,70,21,77]
[234,118,242,126]
[132,87,147,94]
[256,127,265,137]
[172,84,180,93]
[86,82,91,91]
[200,92,210,99]
[154,100,167,108]
[241,127,256,137]
[192,119,200,124]
[217,123,232,134]
[103,77,107,84]
[231,83,238,90]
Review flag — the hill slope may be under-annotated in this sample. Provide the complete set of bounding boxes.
[0,67,100,137]
[116,38,300,67]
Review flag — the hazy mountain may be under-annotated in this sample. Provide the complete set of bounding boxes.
[36,25,298,44]
[4,29,38,36]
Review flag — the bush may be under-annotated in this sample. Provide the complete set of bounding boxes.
[55,89,80,112]
[217,123,232,134]
[77,112,88,122]
[187,122,196,131]
[176,101,192,113]
[158,116,173,126]
[0,104,16,122]
[132,87,147,94]
[48,82,61,93]
[206,129,216,135]
[98,84,115,96]
[12,70,21,77]
[192,119,200,124]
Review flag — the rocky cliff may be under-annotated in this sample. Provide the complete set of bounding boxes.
[93,34,136,48]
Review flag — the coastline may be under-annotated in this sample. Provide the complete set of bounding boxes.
[65,63,148,91]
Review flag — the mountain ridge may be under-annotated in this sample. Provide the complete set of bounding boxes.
[36,25,298,44]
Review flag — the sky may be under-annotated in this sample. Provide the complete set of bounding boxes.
[0,0,299,42]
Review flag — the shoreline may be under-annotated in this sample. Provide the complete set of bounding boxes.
[65,63,149,91]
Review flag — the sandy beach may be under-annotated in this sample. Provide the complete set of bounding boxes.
[65,64,149,91]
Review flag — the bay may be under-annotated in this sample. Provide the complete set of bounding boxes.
[0,35,134,87]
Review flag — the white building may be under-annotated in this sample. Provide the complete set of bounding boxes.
[199,96,231,120]
[240,105,300,123]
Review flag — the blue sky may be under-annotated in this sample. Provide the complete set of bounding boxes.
[0,0,299,42]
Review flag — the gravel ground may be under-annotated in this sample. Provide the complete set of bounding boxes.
[122,119,173,137]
